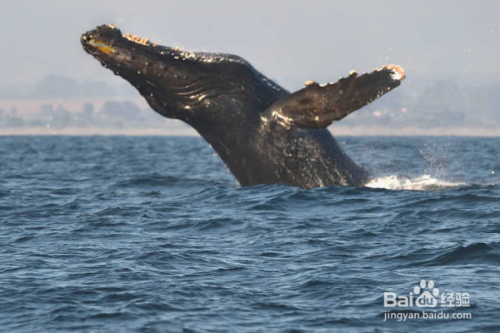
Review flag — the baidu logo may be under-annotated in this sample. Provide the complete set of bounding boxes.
[414,280,439,307]
[384,279,470,308]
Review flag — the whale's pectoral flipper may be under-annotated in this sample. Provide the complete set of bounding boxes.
[263,65,405,129]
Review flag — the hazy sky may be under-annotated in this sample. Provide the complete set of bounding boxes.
[3,0,500,90]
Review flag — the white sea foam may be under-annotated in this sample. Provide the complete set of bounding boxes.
[366,174,466,191]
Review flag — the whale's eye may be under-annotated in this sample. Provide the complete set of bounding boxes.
[89,39,115,54]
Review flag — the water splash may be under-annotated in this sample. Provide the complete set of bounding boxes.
[365,174,466,191]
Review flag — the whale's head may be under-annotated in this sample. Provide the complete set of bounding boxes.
[81,25,285,129]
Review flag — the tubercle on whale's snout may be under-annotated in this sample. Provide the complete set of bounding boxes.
[81,24,163,52]
[122,33,152,46]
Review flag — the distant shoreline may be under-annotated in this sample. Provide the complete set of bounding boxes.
[0,97,148,115]
[1,126,500,137]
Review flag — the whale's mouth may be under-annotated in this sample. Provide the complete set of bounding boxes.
[87,38,115,54]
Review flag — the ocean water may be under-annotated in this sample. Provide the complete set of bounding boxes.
[1,135,499,333]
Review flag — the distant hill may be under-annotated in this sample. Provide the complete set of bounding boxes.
[1,75,500,134]
[0,75,137,100]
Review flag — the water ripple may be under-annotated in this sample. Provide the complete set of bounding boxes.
[0,136,499,332]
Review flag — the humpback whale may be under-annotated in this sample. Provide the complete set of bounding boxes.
[81,24,405,189]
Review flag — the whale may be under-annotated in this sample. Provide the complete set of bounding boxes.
[81,24,405,189]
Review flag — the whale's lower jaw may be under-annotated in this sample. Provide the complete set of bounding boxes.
[81,24,404,189]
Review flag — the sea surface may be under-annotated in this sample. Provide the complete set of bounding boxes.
[1,136,499,333]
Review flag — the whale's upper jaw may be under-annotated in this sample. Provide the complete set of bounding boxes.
[80,24,204,96]
[81,24,249,67]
